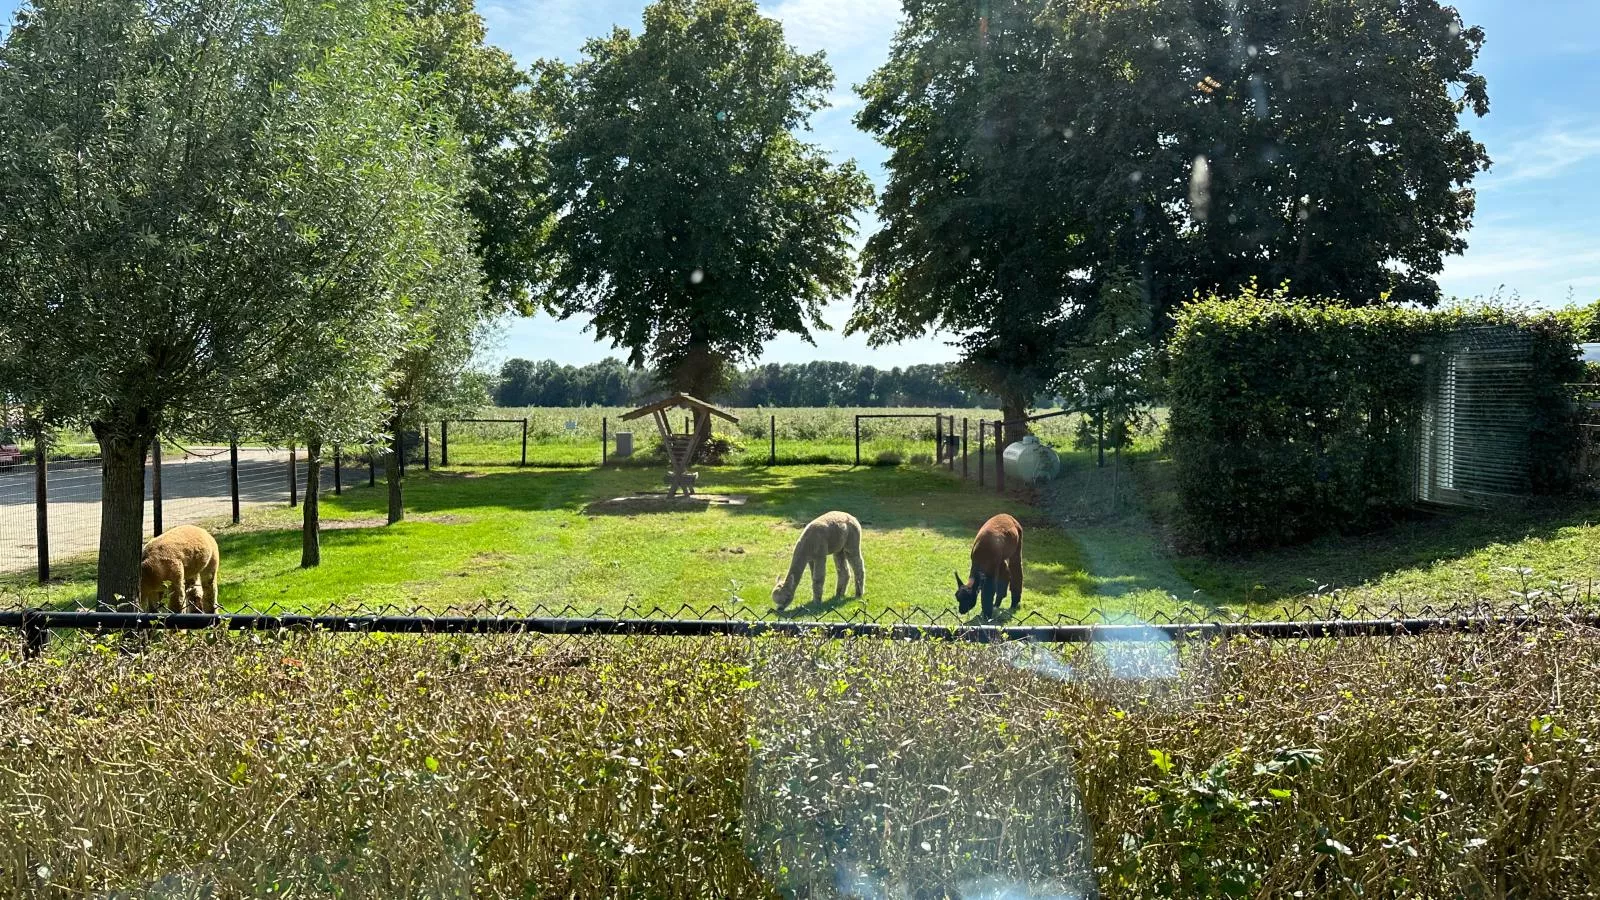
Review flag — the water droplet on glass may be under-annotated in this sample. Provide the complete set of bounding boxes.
[1062,127,1075,139]
[1188,155,1211,223]
[1247,44,1259,58]
[1128,170,1143,184]
[689,268,705,285]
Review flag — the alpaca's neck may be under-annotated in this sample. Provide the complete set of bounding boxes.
[782,544,812,590]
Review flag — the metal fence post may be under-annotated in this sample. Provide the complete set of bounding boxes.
[368,448,376,487]
[995,420,1005,492]
[440,421,449,467]
[962,418,969,480]
[229,438,241,525]
[949,416,957,471]
[602,417,608,466]
[854,416,861,466]
[424,425,431,472]
[978,421,986,487]
[151,437,163,535]
[935,415,944,464]
[769,414,776,466]
[521,418,529,467]
[288,444,298,507]
[34,425,48,584]
[333,445,342,495]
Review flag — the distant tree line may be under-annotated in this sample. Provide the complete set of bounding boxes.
[492,358,1003,408]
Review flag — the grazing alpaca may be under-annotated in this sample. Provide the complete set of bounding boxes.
[139,525,220,613]
[954,514,1023,618]
[773,511,865,609]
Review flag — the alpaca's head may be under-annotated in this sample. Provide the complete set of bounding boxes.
[772,579,796,609]
[954,572,979,614]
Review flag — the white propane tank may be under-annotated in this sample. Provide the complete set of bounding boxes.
[1002,435,1061,484]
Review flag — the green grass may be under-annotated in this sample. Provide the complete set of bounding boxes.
[5,463,1103,618]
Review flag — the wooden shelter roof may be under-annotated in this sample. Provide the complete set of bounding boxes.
[618,392,740,424]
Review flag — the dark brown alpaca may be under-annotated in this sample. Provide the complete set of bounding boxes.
[953,513,1023,618]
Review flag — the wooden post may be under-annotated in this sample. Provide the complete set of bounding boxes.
[230,438,241,524]
[368,448,376,487]
[288,444,298,507]
[962,418,969,479]
[769,414,776,466]
[521,418,529,467]
[333,445,342,495]
[1097,409,1106,468]
[151,437,163,536]
[602,417,609,466]
[423,425,431,472]
[854,416,861,466]
[935,415,944,464]
[977,421,986,487]
[995,420,1005,492]
[440,421,449,467]
[34,425,48,584]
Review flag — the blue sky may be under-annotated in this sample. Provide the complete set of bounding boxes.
[8,0,1600,368]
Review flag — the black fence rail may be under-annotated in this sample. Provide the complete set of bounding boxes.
[9,599,1598,660]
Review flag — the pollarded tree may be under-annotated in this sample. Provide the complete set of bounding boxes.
[535,0,874,398]
[239,5,481,566]
[0,0,395,606]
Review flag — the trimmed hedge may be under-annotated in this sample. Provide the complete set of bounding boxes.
[1168,286,1583,551]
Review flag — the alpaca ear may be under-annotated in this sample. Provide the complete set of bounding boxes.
[954,572,963,589]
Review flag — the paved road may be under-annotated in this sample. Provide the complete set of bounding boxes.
[0,447,360,574]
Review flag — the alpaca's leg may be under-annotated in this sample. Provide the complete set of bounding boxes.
[833,552,848,599]
[1008,550,1023,608]
[981,568,998,618]
[848,548,865,598]
[810,556,826,605]
[203,557,219,614]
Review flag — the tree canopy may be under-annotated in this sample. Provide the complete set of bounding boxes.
[533,0,874,397]
[850,0,1491,433]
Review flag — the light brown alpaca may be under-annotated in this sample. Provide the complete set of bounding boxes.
[772,511,865,609]
[953,513,1023,618]
[139,525,220,613]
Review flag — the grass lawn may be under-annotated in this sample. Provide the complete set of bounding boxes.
[5,463,1104,619]
[7,451,1597,618]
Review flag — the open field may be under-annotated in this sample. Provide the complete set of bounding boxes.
[4,626,1598,896]
[441,405,1122,467]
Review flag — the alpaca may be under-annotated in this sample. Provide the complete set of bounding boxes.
[954,513,1023,618]
[139,525,220,613]
[773,511,865,609]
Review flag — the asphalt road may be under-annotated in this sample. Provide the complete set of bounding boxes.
[0,447,357,574]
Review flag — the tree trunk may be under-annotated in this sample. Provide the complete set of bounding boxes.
[93,427,152,609]
[301,438,322,568]
[671,343,727,399]
[1000,392,1030,445]
[386,421,404,525]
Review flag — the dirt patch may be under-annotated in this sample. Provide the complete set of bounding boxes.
[584,493,748,516]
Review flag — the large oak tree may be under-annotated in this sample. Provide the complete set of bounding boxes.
[534,0,874,398]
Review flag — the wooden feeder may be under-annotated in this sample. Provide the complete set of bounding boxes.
[619,393,740,498]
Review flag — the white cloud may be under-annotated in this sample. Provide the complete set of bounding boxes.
[1440,220,1600,305]
[1484,122,1600,185]
[761,0,900,58]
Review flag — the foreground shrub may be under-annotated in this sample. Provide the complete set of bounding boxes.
[3,626,1600,896]
[1168,287,1584,551]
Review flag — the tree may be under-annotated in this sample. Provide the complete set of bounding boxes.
[1037,0,1490,316]
[0,0,393,606]
[850,0,1083,441]
[403,0,548,315]
[534,0,873,398]
[1052,271,1162,466]
[1558,299,1600,343]
[850,0,1490,440]
[240,5,480,566]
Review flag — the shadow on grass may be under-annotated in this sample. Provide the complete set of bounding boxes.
[774,592,861,620]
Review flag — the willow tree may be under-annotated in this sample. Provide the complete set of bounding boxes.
[535,0,873,397]
[0,0,467,604]
[242,7,481,565]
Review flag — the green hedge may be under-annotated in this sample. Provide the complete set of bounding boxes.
[1168,287,1583,552]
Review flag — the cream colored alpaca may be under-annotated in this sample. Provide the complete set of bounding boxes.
[772,511,865,609]
[139,525,220,613]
